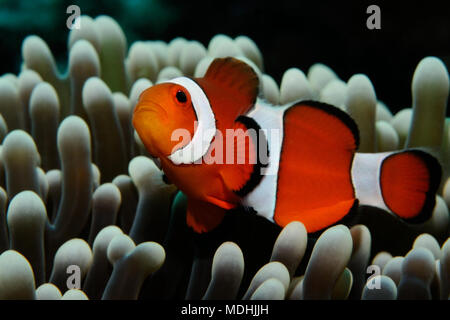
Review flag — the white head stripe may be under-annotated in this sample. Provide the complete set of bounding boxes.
[163,77,216,165]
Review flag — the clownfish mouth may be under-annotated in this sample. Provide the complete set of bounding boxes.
[134,101,168,120]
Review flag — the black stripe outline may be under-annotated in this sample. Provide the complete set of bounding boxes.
[233,115,269,197]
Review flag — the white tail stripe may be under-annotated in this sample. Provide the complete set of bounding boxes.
[351,152,392,212]
[164,77,216,165]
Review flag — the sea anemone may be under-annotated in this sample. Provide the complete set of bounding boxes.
[0,14,449,301]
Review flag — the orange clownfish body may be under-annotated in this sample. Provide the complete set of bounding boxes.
[133,57,441,234]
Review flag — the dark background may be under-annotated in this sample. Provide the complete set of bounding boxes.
[0,0,449,114]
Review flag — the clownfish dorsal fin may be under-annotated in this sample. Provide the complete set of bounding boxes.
[196,57,260,124]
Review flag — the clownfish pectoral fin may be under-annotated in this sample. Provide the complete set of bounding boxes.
[196,57,260,124]
[186,198,226,233]
[219,116,266,197]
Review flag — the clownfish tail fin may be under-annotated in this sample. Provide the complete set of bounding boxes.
[379,150,441,223]
[352,150,441,224]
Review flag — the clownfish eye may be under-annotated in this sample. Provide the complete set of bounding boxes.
[176,90,187,103]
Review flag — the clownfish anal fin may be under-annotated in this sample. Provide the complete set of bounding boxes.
[303,199,360,238]
[186,198,226,233]
[219,116,267,197]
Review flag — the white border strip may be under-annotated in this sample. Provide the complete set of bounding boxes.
[164,77,216,165]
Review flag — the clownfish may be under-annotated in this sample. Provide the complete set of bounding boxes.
[133,57,441,234]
